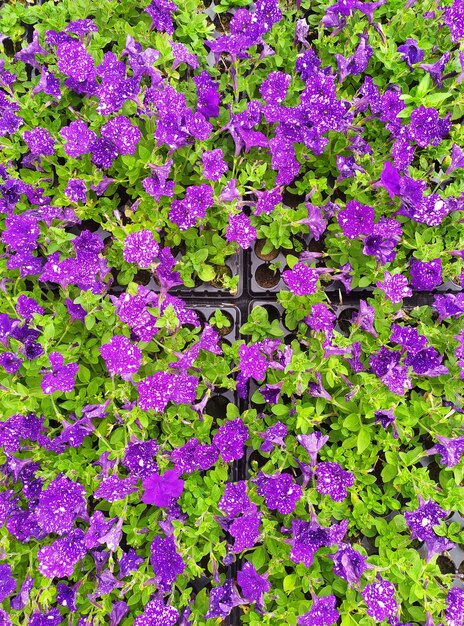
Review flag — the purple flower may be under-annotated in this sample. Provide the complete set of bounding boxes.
[171,438,218,473]
[404,499,447,541]
[443,0,464,42]
[100,335,142,379]
[330,543,367,585]
[38,529,87,578]
[362,578,398,621]
[445,588,464,626]
[410,258,442,290]
[298,595,340,626]
[315,461,355,502]
[36,475,86,535]
[370,347,412,395]
[283,262,319,296]
[259,421,287,453]
[122,438,158,478]
[226,213,257,249]
[138,371,198,412]
[239,343,268,380]
[404,346,448,377]
[237,562,270,610]
[202,148,228,181]
[256,472,302,514]
[205,579,242,619]
[101,116,141,155]
[170,41,198,69]
[397,39,424,70]
[0,564,16,603]
[338,201,375,239]
[259,71,291,104]
[377,271,412,303]
[418,52,451,88]
[213,418,249,462]
[56,582,78,612]
[64,179,86,203]
[169,184,214,231]
[123,230,160,268]
[90,137,119,169]
[41,352,79,395]
[60,120,95,157]
[119,548,144,578]
[427,435,464,467]
[142,470,184,507]
[150,535,185,590]
[23,127,55,156]
[335,32,373,82]
[56,41,94,82]
[230,510,262,552]
[65,18,98,36]
[297,432,329,466]
[290,514,348,567]
[305,303,336,333]
[0,352,22,374]
[193,71,220,119]
[28,609,63,626]
[409,106,451,148]
[219,481,252,517]
[134,598,179,626]
[94,475,138,502]
[375,410,398,438]
[10,575,33,611]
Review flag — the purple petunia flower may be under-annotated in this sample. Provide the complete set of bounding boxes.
[237,562,270,610]
[123,230,160,268]
[259,71,291,104]
[297,432,329,466]
[23,127,55,156]
[169,184,214,231]
[315,461,355,502]
[202,148,228,181]
[35,475,86,535]
[255,472,302,514]
[60,120,95,157]
[290,514,348,567]
[219,481,252,517]
[375,409,398,438]
[28,609,63,626]
[193,71,220,119]
[0,352,22,374]
[338,200,375,239]
[138,371,198,412]
[205,579,242,619]
[90,137,119,169]
[408,106,450,148]
[410,258,442,290]
[64,178,87,203]
[171,438,218,473]
[119,548,144,578]
[134,598,179,626]
[239,343,268,380]
[377,271,412,303]
[226,213,257,249]
[445,588,464,626]
[0,564,16,603]
[230,510,262,552]
[362,578,398,621]
[443,0,464,42]
[94,475,138,502]
[213,418,249,462]
[142,470,184,507]
[283,262,319,296]
[404,499,448,541]
[397,39,424,70]
[427,435,464,468]
[150,535,185,590]
[101,116,141,155]
[38,529,87,578]
[56,41,94,82]
[306,303,336,333]
[298,595,340,626]
[56,582,78,612]
[259,421,287,453]
[100,336,142,379]
[330,543,367,585]
[41,352,79,395]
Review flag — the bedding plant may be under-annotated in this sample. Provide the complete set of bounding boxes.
[0,0,464,624]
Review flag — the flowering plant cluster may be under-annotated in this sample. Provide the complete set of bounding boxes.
[0,0,463,625]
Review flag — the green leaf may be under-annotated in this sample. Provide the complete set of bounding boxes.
[357,428,371,454]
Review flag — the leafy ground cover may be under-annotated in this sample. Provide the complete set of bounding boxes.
[0,0,463,624]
